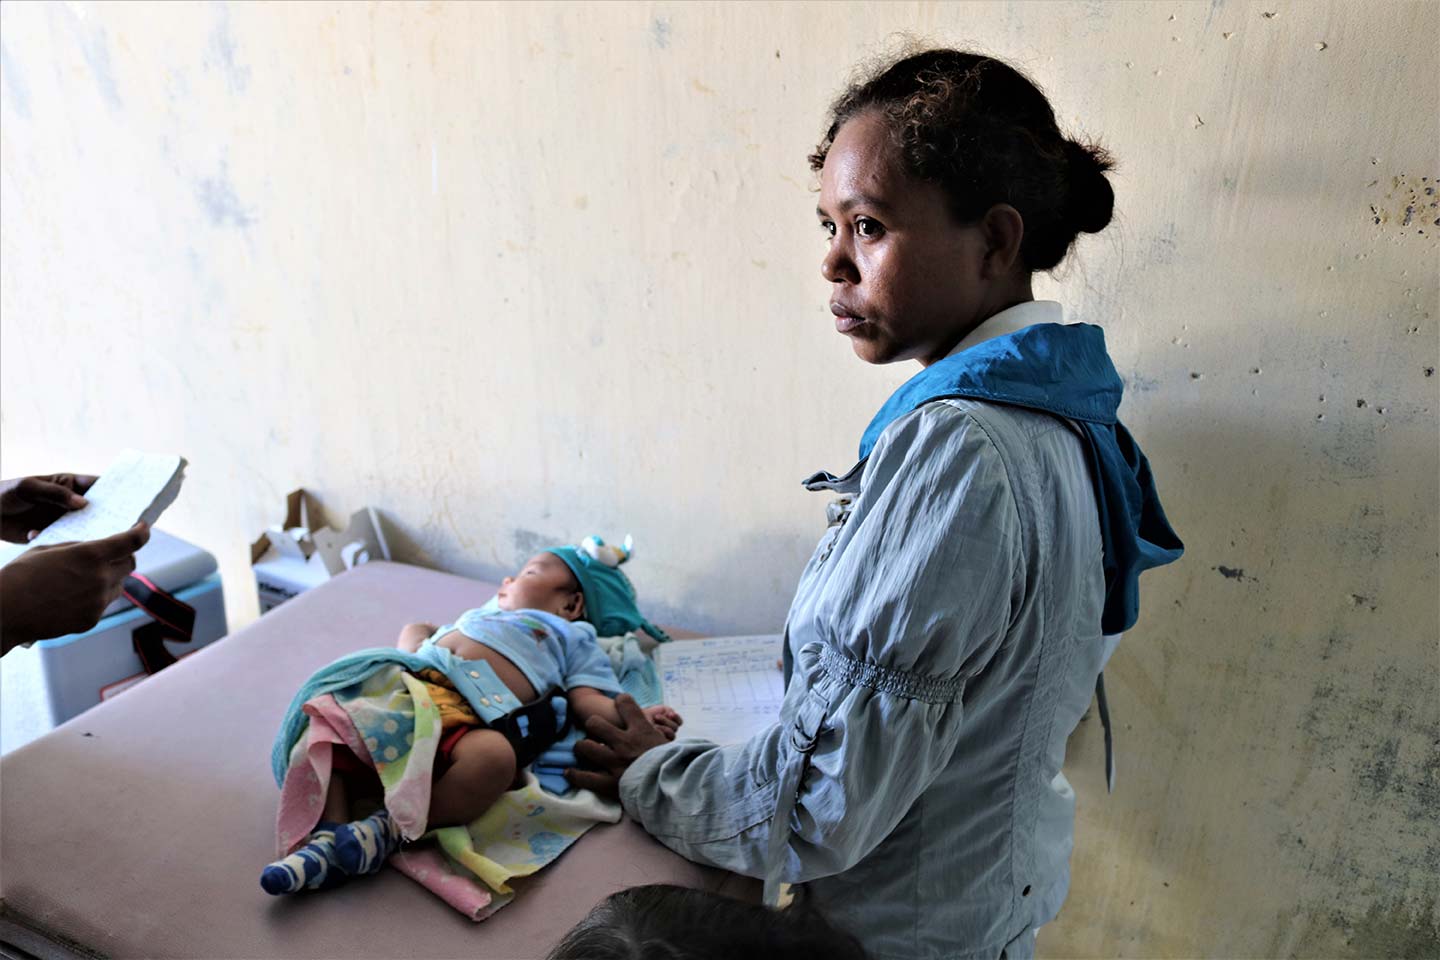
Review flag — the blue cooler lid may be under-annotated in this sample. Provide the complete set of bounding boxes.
[100,528,217,617]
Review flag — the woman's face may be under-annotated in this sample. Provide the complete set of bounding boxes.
[817,110,994,367]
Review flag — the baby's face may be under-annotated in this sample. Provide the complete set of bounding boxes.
[496,553,584,619]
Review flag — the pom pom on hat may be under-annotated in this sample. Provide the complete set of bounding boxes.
[579,535,633,569]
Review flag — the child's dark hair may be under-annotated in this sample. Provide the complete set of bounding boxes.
[809,48,1116,272]
[546,884,870,960]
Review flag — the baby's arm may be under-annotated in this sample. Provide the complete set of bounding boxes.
[396,621,437,653]
[568,687,681,740]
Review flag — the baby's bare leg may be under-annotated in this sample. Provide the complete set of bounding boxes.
[428,728,518,828]
[324,775,349,823]
[323,746,384,822]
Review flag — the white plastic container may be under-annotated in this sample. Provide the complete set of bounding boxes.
[0,529,227,754]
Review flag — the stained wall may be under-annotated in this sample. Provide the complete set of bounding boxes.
[1,2,1436,954]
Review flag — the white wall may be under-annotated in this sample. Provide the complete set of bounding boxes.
[2,2,1436,954]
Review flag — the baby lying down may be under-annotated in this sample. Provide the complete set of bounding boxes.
[262,537,680,895]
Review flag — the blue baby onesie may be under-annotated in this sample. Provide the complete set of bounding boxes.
[426,606,622,699]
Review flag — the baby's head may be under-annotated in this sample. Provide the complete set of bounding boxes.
[494,537,668,641]
[496,552,585,621]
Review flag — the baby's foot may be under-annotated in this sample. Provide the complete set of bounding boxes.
[334,809,404,875]
[260,822,347,895]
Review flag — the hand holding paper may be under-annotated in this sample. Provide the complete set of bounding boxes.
[0,523,151,654]
[26,451,186,547]
[0,473,97,543]
[0,450,182,652]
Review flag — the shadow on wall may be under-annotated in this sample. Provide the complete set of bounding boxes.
[659,526,819,636]
[371,511,817,637]
[374,511,546,589]
[1053,398,1438,957]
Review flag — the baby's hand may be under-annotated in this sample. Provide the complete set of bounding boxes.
[643,705,683,740]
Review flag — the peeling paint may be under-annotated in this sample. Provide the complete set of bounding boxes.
[207,2,251,94]
[1370,174,1440,239]
[0,41,31,118]
[195,160,255,228]
[55,3,122,109]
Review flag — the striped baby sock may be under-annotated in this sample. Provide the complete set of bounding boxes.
[334,809,404,875]
[260,821,347,895]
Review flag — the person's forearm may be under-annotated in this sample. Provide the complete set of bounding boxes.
[568,687,620,726]
[618,730,785,876]
[395,622,436,652]
[0,569,43,654]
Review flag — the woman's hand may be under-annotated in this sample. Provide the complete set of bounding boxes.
[566,694,674,799]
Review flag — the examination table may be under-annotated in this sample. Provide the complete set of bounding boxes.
[0,562,740,959]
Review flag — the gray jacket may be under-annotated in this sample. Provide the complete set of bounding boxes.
[620,396,1108,960]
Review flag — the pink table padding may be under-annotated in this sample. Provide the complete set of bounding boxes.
[0,562,731,958]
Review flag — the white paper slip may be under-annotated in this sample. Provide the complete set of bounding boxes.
[27,450,187,548]
[656,634,787,746]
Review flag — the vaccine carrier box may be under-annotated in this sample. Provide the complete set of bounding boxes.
[0,529,227,754]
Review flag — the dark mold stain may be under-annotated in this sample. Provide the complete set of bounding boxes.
[1214,564,1251,581]
[511,528,558,564]
[1356,737,1401,801]
[1123,372,1161,393]
[1284,899,1440,958]
[1299,663,1440,897]
[1348,594,1378,612]
[1345,899,1440,959]
[1148,221,1179,265]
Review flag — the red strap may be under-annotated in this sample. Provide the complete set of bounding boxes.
[123,575,196,676]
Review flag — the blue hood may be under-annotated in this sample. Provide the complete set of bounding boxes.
[860,322,1183,634]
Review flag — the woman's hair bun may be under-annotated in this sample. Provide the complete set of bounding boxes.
[1063,139,1116,235]
[810,50,1120,271]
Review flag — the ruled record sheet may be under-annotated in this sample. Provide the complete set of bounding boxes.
[655,635,787,746]
[23,450,186,550]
